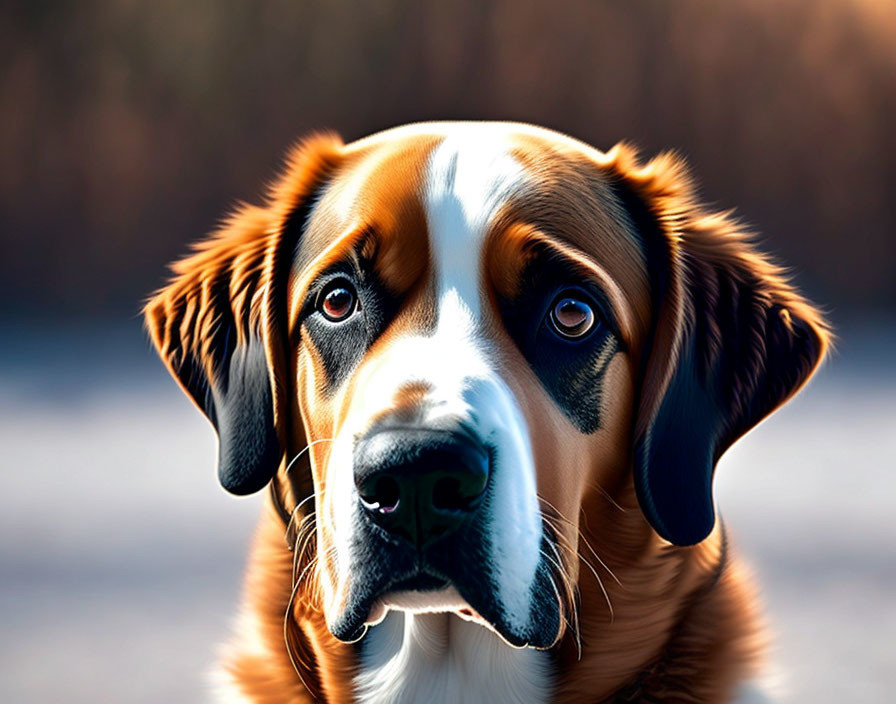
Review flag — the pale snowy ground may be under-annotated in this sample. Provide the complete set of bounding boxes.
[1,320,893,703]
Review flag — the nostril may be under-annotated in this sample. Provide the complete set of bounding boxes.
[432,476,464,511]
[432,473,484,512]
[360,475,401,514]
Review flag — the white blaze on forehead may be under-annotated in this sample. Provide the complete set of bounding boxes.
[424,127,527,315]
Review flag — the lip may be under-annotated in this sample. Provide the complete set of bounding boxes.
[365,584,476,625]
[328,567,446,642]
[327,552,563,649]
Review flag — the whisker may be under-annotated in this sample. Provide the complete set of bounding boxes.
[294,544,333,595]
[282,438,332,548]
[540,549,576,645]
[286,491,323,549]
[541,544,582,658]
[284,566,316,692]
[538,496,623,587]
[283,532,337,687]
[285,438,336,475]
[577,506,624,588]
[544,520,616,623]
[544,526,584,627]
[290,515,317,582]
[577,531,622,588]
[300,545,338,614]
[540,509,615,623]
[587,480,627,513]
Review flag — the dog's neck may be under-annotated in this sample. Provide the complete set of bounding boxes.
[355,611,552,704]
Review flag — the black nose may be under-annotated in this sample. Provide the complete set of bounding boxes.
[353,429,489,547]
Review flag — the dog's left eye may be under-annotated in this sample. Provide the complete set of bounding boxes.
[318,280,358,322]
[548,293,597,339]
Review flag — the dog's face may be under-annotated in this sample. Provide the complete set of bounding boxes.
[146,122,828,650]
[289,126,651,647]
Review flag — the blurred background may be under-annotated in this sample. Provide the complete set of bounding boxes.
[1,1,893,701]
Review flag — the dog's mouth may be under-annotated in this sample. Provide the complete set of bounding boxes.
[364,581,483,629]
[326,534,563,649]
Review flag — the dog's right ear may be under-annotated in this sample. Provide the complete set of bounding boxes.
[144,134,343,495]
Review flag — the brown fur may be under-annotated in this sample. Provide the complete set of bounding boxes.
[145,124,829,703]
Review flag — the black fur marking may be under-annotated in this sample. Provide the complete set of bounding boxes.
[499,248,620,434]
[531,323,617,433]
[298,262,401,392]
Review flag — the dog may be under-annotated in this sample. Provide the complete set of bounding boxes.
[144,122,829,703]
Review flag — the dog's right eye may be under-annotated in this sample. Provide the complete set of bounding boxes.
[318,280,358,322]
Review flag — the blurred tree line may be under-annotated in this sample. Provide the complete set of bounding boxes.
[1,0,894,320]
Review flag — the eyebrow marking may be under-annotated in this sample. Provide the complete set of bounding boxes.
[288,222,372,330]
[488,224,638,348]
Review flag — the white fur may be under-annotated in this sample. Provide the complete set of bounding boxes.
[208,668,253,704]
[356,612,551,704]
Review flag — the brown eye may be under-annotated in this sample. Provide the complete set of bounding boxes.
[549,295,596,339]
[319,281,357,322]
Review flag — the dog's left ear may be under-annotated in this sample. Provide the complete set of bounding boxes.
[608,147,831,546]
[144,135,343,495]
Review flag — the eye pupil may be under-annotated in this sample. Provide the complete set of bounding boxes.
[550,296,596,338]
[320,284,356,321]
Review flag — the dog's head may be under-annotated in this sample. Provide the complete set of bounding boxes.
[145,122,828,649]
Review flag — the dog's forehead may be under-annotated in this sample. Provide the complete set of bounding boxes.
[295,122,650,339]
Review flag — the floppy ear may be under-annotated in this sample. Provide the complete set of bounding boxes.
[608,147,831,546]
[144,134,343,495]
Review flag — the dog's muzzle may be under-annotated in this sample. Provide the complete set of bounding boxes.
[327,393,559,649]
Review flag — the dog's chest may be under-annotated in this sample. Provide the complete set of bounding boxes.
[355,612,552,704]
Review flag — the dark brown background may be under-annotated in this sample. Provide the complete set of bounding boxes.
[2,0,895,322]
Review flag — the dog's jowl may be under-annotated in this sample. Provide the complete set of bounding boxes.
[145,122,829,704]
